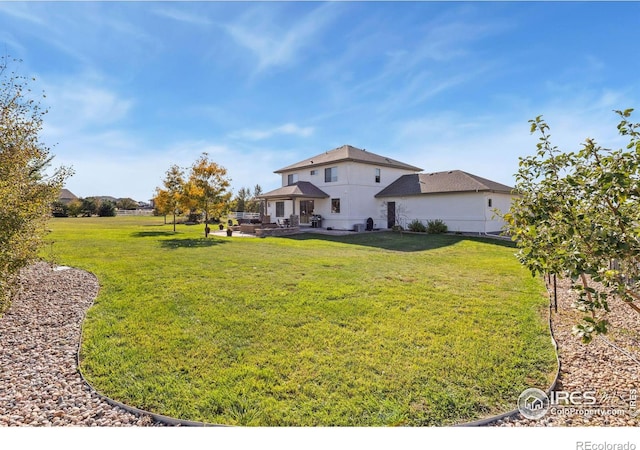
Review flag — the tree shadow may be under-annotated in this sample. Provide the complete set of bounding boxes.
[160,238,228,250]
[131,231,177,238]
[282,231,515,253]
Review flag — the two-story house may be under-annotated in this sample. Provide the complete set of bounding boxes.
[259,145,515,233]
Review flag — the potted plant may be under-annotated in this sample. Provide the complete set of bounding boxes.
[226,227,233,237]
[219,223,224,230]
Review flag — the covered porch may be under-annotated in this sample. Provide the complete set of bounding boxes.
[258,181,329,228]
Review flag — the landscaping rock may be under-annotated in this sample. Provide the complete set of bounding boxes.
[2,263,638,427]
[0,262,159,427]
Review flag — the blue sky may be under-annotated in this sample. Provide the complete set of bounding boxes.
[2,1,640,202]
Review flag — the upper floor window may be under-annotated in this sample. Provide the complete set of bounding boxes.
[287,173,298,185]
[310,170,318,176]
[324,167,338,183]
[375,168,381,183]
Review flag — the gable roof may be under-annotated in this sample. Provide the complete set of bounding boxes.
[375,171,514,198]
[274,145,423,173]
[259,181,330,199]
[58,188,78,201]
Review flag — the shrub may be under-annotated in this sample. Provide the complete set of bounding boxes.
[426,219,448,234]
[0,57,71,313]
[98,201,117,217]
[408,219,427,233]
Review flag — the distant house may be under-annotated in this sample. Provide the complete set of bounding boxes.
[259,145,516,233]
[58,188,78,205]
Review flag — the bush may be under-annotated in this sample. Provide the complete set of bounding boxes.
[98,201,116,217]
[408,219,427,233]
[426,219,448,234]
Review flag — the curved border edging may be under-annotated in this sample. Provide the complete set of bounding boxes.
[73,267,225,427]
[455,278,562,427]
[71,263,561,428]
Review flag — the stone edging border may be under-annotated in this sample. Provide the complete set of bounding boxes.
[73,268,222,427]
[71,262,560,428]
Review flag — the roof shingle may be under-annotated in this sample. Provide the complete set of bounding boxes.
[375,171,514,197]
[274,145,423,173]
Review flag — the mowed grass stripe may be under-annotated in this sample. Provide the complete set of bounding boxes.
[45,216,556,426]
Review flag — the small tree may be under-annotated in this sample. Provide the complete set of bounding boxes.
[66,199,83,218]
[501,109,640,343]
[98,200,116,217]
[185,153,231,237]
[0,57,71,312]
[80,197,98,216]
[154,164,185,232]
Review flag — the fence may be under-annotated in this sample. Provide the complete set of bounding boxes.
[116,209,155,216]
[228,212,261,220]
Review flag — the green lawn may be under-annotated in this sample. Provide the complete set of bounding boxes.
[45,216,556,426]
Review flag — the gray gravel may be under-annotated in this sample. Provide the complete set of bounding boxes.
[0,262,158,426]
[2,263,638,426]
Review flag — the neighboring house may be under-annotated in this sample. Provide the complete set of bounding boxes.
[58,188,78,205]
[259,145,516,233]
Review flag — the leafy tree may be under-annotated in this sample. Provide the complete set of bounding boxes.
[66,199,83,218]
[98,200,116,217]
[51,200,68,217]
[154,164,185,232]
[185,153,231,237]
[0,57,71,312]
[81,197,98,217]
[502,109,640,343]
[116,197,138,210]
[231,187,251,212]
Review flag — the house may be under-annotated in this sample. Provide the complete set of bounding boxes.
[58,188,78,205]
[375,171,515,233]
[259,145,516,233]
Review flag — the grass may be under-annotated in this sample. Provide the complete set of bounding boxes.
[44,216,556,426]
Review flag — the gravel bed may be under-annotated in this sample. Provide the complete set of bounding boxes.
[492,277,640,427]
[1,263,638,427]
[0,262,159,426]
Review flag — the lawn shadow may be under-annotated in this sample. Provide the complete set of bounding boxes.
[131,231,177,238]
[282,231,515,252]
[160,237,228,250]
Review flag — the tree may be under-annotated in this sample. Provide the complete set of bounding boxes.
[501,109,640,343]
[80,197,98,217]
[185,153,231,237]
[154,164,185,232]
[232,187,251,212]
[0,57,71,313]
[67,199,83,218]
[98,200,116,217]
[116,197,138,210]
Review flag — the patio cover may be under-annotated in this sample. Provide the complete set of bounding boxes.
[258,181,330,199]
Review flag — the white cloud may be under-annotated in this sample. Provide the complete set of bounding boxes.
[230,123,315,141]
[152,7,213,26]
[223,3,343,74]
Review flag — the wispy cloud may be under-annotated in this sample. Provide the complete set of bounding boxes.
[230,123,315,141]
[41,76,134,137]
[223,2,344,74]
[152,6,213,26]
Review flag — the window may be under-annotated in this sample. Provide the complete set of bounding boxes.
[331,198,341,214]
[488,198,493,208]
[324,167,338,182]
[310,170,318,176]
[276,202,285,217]
[287,174,298,185]
[375,168,381,183]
